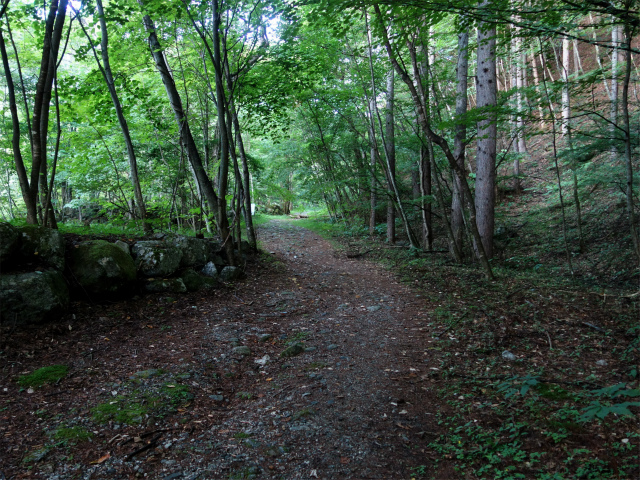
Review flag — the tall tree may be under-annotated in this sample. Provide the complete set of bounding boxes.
[0,0,68,226]
[475,0,497,258]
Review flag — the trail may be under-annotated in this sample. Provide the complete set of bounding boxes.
[1,219,440,479]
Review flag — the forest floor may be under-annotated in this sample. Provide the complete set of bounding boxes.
[1,217,639,480]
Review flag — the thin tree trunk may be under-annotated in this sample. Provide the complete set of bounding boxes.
[385,69,396,244]
[611,22,621,161]
[373,5,492,278]
[140,8,232,257]
[561,37,571,137]
[365,12,418,248]
[95,0,149,232]
[452,30,468,257]
[369,124,377,235]
[0,26,35,222]
[419,144,433,250]
[621,24,640,263]
[539,38,575,275]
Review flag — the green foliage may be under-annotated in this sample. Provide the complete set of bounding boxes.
[50,426,94,444]
[18,365,68,388]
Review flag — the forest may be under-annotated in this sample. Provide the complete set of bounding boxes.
[1,0,640,478]
[0,0,638,282]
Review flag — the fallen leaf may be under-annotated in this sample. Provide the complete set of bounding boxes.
[89,453,110,464]
[134,436,143,443]
[340,456,351,464]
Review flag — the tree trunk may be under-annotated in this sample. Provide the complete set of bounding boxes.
[369,125,377,235]
[621,25,640,264]
[373,5,492,277]
[95,0,149,232]
[419,144,433,250]
[560,37,571,138]
[140,9,232,259]
[0,27,35,222]
[452,30,468,257]
[385,69,396,244]
[211,0,234,264]
[475,3,497,259]
[611,22,621,161]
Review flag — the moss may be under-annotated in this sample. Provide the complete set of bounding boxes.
[92,382,192,425]
[18,365,68,388]
[92,396,149,425]
[51,426,93,443]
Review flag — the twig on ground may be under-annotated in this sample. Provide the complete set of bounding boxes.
[125,432,164,461]
[545,331,553,349]
[581,322,606,333]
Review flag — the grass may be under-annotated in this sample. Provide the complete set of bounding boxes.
[18,365,68,388]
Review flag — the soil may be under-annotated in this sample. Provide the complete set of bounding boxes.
[1,218,638,480]
[1,219,439,479]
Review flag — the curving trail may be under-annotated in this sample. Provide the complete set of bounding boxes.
[1,219,442,479]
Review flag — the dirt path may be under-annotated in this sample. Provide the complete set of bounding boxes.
[1,219,438,479]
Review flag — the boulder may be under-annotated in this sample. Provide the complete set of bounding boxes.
[167,236,208,268]
[69,240,136,296]
[201,262,220,278]
[180,268,217,292]
[143,278,187,294]
[114,240,130,255]
[205,241,223,262]
[219,266,242,282]
[0,270,69,325]
[131,241,182,277]
[17,225,65,270]
[0,222,20,264]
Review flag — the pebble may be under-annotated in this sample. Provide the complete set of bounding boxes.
[280,343,305,358]
[596,359,608,366]
[209,395,224,402]
[258,334,272,342]
[367,305,381,312]
[232,346,251,356]
[327,344,338,351]
[502,350,517,361]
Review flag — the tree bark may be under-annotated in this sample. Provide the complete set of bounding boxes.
[621,24,640,263]
[452,30,468,257]
[475,2,497,259]
[385,69,396,244]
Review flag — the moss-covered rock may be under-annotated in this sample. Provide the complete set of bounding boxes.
[131,240,182,277]
[69,240,136,297]
[167,236,208,268]
[220,266,243,282]
[0,270,69,325]
[0,222,20,264]
[180,268,217,291]
[17,225,65,270]
[143,278,187,293]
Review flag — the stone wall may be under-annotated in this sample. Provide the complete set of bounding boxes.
[0,222,247,326]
